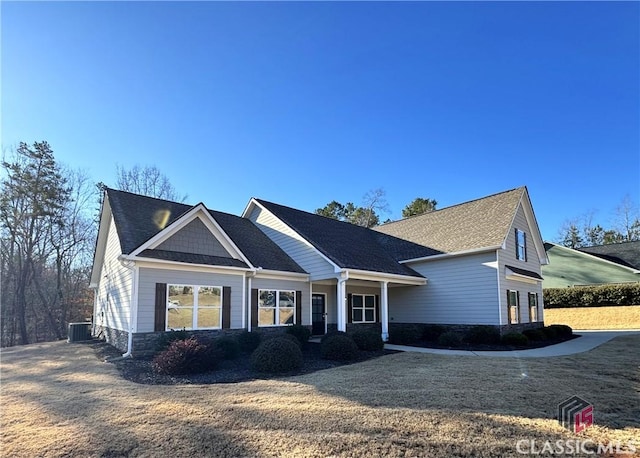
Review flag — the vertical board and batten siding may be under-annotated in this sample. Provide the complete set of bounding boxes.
[247,206,336,280]
[252,278,311,326]
[95,217,133,332]
[389,251,500,325]
[498,203,545,325]
[156,218,232,258]
[136,267,245,332]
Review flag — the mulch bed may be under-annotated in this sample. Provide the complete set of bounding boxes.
[93,341,398,385]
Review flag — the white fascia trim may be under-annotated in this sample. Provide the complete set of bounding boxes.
[546,242,640,274]
[504,190,548,266]
[90,196,113,287]
[343,268,427,286]
[254,269,310,282]
[124,256,252,275]
[245,199,341,272]
[129,204,254,269]
[400,246,500,264]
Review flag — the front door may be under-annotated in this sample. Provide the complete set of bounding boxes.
[311,294,326,335]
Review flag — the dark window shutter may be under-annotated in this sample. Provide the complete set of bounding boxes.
[347,293,353,324]
[524,232,528,262]
[515,228,519,259]
[517,291,521,323]
[295,291,302,325]
[222,286,231,329]
[155,283,167,332]
[251,288,258,329]
[375,295,380,323]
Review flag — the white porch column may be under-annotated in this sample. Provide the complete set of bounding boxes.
[336,276,348,332]
[380,280,389,342]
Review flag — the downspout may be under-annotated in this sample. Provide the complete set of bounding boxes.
[246,267,261,332]
[118,256,138,358]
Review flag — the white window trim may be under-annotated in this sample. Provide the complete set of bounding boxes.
[351,293,377,324]
[166,284,223,331]
[257,289,296,327]
[516,229,527,261]
[507,290,520,324]
[528,292,539,323]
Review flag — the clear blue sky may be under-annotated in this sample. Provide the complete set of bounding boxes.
[2,1,639,242]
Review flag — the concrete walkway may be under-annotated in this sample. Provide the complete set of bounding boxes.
[384,330,640,358]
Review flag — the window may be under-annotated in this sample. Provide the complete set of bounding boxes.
[528,292,539,322]
[258,290,295,326]
[516,229,527,261]
[352,294,376,323]
[167,284,222,330]
[507,290,520,324]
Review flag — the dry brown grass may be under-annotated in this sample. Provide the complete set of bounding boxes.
[545,306,640,330]
[1,336,639,457]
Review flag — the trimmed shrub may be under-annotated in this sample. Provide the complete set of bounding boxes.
[251,337,303,373]
[350,330,384,351]
[320,334,359,361]
[152,337,222,375]
[155,329,189,351]
[501,332,529,347]
[389,325,423,345]
[542,326,558,340]
[237,331,261,353]
[548,324,573,339]
[544,284,640,309]
[438,331,462,347]
[320,330,348,344]
[423,324,446,342]
[212,335,241,360]
[285,324,311,346]
[523,328,546,342]
[464,326,501,345]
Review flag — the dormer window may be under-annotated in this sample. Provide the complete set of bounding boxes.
[516,229,527,261]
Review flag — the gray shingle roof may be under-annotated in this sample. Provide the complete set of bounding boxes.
[139,249,249,268]
[505,264,544,280]
[255,199,440,278]
[578,241,640,270]
[106,189,305,274]
[374,187,525,254]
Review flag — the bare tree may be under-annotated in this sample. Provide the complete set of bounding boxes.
[613,195,640,242]
[116,164,186,202]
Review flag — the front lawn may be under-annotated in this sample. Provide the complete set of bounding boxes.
[1,335,638,457]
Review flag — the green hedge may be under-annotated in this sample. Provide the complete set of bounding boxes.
[543,283,640,309]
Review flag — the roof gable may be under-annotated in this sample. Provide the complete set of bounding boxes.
[374,187,525,254]
[251,199,439,278]
[104,189,305,274]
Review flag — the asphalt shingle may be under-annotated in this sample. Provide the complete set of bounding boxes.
[578,241,640,270]
[255,199,440,278]
[106,189,306,273]
[374,187,525,253]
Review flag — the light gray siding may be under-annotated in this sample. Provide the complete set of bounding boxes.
[312,284,336,324]
[252,277,311,326]
[96,217,132,332]
[157,218,231,258]
[498,203,544,324]
[248,205,336,280]
[137,267,245,332]
[389,251,500,325]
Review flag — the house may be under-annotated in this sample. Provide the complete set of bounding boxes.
[542,241,640,288]
[91,186,547,356]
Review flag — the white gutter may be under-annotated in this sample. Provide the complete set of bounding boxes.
[400,245,501,264]
[117,256,139,358]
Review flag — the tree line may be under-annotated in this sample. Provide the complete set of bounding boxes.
[0,141,183,347]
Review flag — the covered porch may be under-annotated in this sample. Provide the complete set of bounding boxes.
[310,269,427,341]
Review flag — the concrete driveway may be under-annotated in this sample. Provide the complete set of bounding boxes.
[385,330,640,358]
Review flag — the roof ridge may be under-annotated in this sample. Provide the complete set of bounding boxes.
[377,186,525,228]
[106,187,192,207]
[255,198,372,230]
[578,240,640,250]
